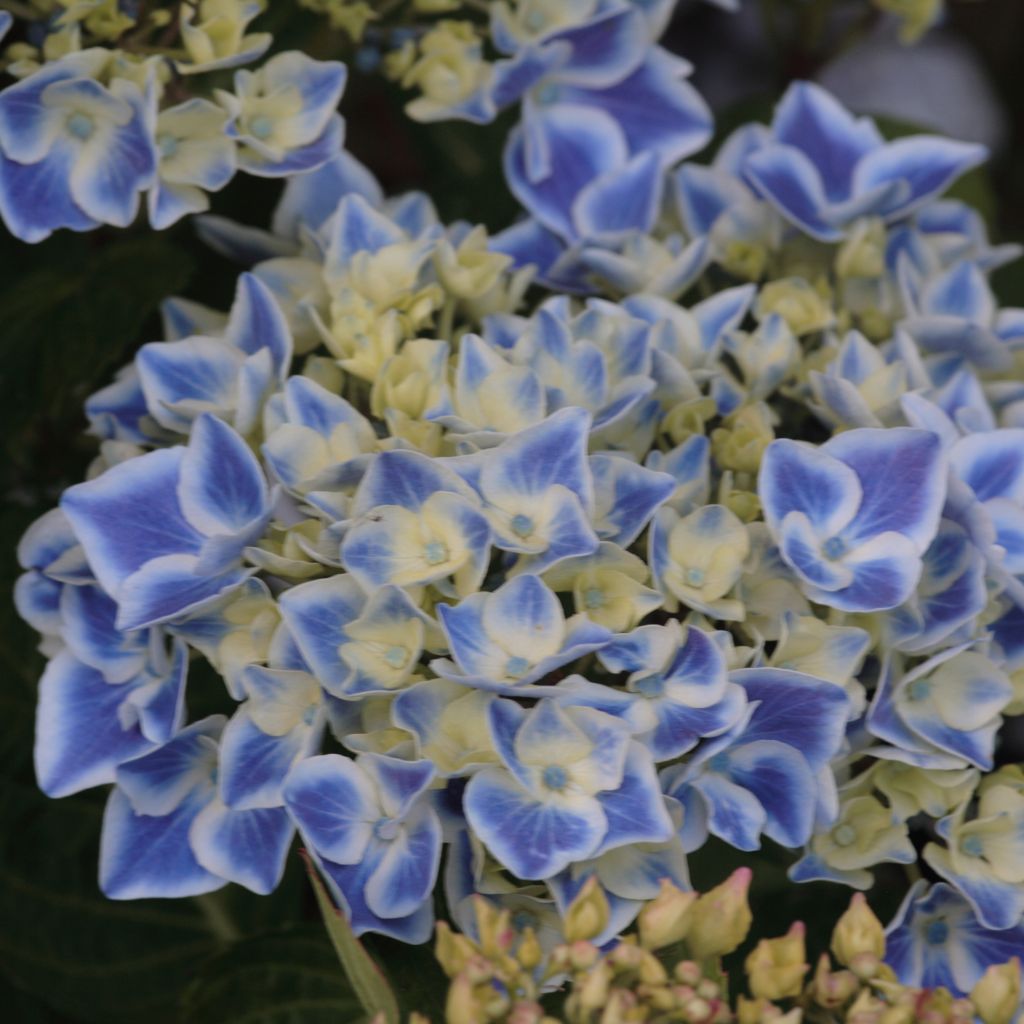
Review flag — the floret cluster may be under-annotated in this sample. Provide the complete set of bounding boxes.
[8,0,1021,1010]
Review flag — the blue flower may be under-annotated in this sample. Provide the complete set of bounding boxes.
[392,680,500,777]
[464,699,673,879]
[864,651,1015,770]
[880,517,988,654]
[340,449,491,595]
[502,47,711,243]
[283,752,441,941]
[62,413,270,630]
[808,330,911,430]
[949,428,1024,588]
[218,52,347,177]
[469,309,656,439]
[589,453,675,547]
[648,503,750,620]
[554,621,746,760]
[886,881,1024,995]
[455,406,601,573]
[663,668,849,852]
[218,666,326,809]
[432,573,611,695]
[759,427,947,612]
[14,508,91,642]
[262,374,377,517]
[148,99,237,229]
[0,53,157,241]
[101,716,294,898]
[922,771,1024,930]
[744,81,986,242]
[35,585,187,798]
[901,261,1020,371]
[279,574,439,698]
[136,273,293,437]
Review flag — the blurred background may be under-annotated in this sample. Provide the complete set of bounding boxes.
[2,1,1023,1019]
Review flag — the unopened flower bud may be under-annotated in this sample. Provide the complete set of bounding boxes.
[576,961,613,1013]
[638,879,697,950]
[507,1002,546,1024]
[696,978,720,1000]
[675,960,703,986]
[812,954,859,1008]
[608,941,645,972]
[845,988,885,1024]
[564,876,611,943]
[684,999,716,1024]
[568,940,600,971]
[756,277,834,336]
[434,921,477,977]
[971,958,1022,1024]
[517,927,543,972]
[687,867,753,959]
[848,951,881,980]
[746,921,808,1000]
[877,1004,913,1024]
[639,949,670,985]
[831,893,885,969]
[599,989,637,1024]
[445,974,481,1024]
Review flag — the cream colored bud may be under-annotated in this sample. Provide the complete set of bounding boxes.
[675,960,703,986]
[811,954,859,1009]
[568,940,600,971]
[517,927,543,971]
[445,974,481,1024]
[507,1001,546,1024]
[681,995,713,1022]
[721,240,769,282]
[711,403,775,474]
[830,893,885,968]
[434,921,477,977]
[598,988,637,1024]
[971,958,1022,1024]
[836,218,886,279]
[638,880,697,950]
[756,277,834,336]
[576,961,613,1013]
[745,922,808,1001]
[845,988,885,1023]
[687,867,753,959]
[564,876,611,943]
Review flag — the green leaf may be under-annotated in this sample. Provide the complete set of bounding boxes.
[0,233,193,456]
[180,927,367,1024]
[0,778,223,1024]
[362,934,448,1024]
[304,854,401,1024]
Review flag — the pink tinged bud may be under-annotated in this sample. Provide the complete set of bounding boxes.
[687,868,753,959]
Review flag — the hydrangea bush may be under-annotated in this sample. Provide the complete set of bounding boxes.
[4,0,1023,1021]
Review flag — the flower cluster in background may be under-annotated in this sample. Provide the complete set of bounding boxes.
[7,0,1023,1017]
[0,0,948,242]
[0,0,347,238]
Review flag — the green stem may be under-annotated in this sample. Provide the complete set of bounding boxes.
[437,295,456,341]
[195,891,241,944]
[801,0,836,55]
